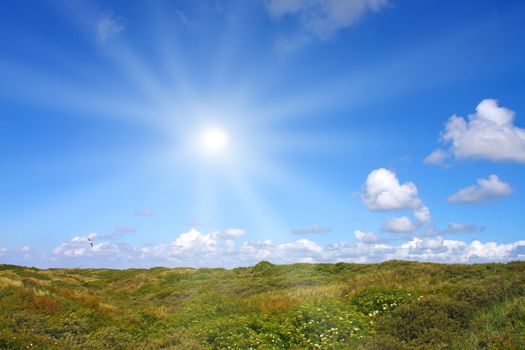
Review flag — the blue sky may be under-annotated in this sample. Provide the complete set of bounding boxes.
[1,0,525,268]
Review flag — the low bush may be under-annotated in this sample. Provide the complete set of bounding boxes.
[454,275,523,308]
[376,295,474,348]
[351,287,413,316]
[251,261,276,275]
[1,262,525,349]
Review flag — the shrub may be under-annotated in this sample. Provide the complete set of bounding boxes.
[454,275,523,308]
[34,295,61,314]
[453,296,525,350]
[351,287,413,316]
[191,301,372,349]
[376,295,474,348]
[252,261,275,275]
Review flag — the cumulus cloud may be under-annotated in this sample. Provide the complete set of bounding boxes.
[291,224,331,234]
[53,235,119,258]
[399,237,525,263]
[424,148,449,165]
[413,205,431,223]
[362,168,419,210]
[97,11,124,45]
[438,99,525,163]
[171,228,217,252]
[448,175,512,204]
[361,168,431,223]
[382,216,417,233]
[266,0,388,50]
[115,225,136,233]
[50,228,525,267]
[134,208,154,217]
[354,230,380,244]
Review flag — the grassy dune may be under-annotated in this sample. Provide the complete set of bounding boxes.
[1,261,524,349]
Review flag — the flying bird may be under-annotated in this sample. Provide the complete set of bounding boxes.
[87,237,94,248]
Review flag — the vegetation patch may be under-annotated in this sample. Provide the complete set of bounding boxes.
[0,261,524,349]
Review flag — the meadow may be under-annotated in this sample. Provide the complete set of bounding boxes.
[0,260,524,349]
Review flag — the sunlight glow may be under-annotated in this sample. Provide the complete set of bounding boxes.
[199,127,230,155]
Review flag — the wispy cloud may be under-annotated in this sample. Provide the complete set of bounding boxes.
[266,0,389,51]
[115,225,136,233]
[424,148,449,165]
[133,208,154,217]
[448,175,512,204]
[446,222,484,234]
[97,11,124,46]
[214,228,246,239]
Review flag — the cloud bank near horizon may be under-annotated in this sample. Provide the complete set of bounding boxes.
[4,227,514,268]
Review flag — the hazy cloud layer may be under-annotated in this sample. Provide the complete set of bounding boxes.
[292,224,331,234]
[448,175,512,204]
[447,222,484,233]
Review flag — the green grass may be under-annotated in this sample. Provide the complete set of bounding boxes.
[0,260,524,349]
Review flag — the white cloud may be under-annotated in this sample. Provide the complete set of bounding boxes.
[397,236,525,263]
[171,228,217,252]
[402,236,444,250]
[413,205,431,223]
[292,224,331,234]
[439,99,525,163]
[362,168,419,210]
[424,148,449,165]
[448,175,512,204]
[361,168,431,223]
[97,11,124,45]
[266,0,388,50]
[0,247,6,255]
[238,239,323,263]
[382,216,417,233]
[53,236,89,258]
[53,235,119,258]
[50,229,525,267]
[354,230,380,244]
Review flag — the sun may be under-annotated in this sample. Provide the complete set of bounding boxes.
[199,127,230,155]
